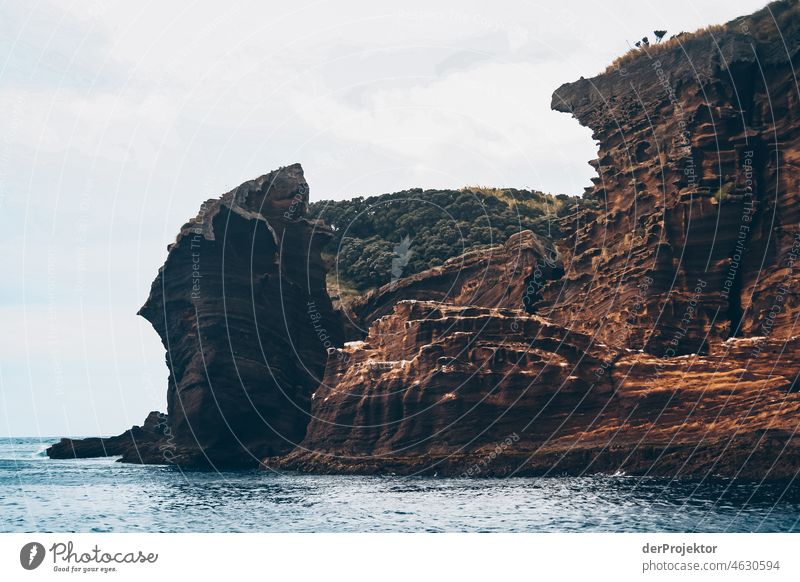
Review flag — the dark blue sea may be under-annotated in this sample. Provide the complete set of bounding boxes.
[1,438,799,532]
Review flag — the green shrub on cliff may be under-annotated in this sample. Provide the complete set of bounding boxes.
[714,182,735,202]
[310,187,586,291]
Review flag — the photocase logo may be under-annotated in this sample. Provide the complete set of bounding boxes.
[20,542,46,570]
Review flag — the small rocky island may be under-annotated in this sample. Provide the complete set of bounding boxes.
[50,1,800,479]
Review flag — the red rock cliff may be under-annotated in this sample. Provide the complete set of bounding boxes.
[272,2,800,479]
[346,229,563,335]
[542,0,800,355]
[273,300,800,478]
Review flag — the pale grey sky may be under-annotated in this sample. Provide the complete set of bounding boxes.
[1,0,768,436]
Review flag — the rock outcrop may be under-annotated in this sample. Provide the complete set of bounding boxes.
[49,164,343,468]
[135,163,342,468]
[271,2,800,479]
[540,0,800,355]
[345,230,563,335]
[272,301,800,478]
[46,412,168,463]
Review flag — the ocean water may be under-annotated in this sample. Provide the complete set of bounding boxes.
[1,438,799,532]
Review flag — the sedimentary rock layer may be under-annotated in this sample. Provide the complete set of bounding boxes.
[540,1,800,355]
[134,164,341,468]
[346,230,563,335]
[271,300,800,478]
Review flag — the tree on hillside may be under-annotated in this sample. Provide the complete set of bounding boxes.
[309,187,588,291]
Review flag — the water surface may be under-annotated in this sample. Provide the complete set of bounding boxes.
[2,438,798,532]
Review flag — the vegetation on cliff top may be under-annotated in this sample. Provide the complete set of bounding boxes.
[310,187,596,293]
[605,0,798,74]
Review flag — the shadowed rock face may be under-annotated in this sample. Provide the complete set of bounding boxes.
[46,412,168,463]
[540,1,800,355]
[134,164,342,468]
[47,165,342,468]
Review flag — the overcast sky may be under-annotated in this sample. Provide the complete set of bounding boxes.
[1,0,768,436]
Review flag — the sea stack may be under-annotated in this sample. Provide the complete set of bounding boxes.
[136,164,342,468]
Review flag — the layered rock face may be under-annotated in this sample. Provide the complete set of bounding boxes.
[273,301,800,478]
[49,3,800,480]
[346,230,563,335]
[272,300,617,475]
[272,3,800,479]
[134,164,341,468]
[540,1,800,355]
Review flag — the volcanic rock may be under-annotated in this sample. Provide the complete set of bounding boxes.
[346,230,563,335]
[271,301,800,478]
[271,3,800,479]
[134,163,342,468]
[46,411,168,463]
[50,3,800,481]
[540,0,800,355]
[49,165,342,468]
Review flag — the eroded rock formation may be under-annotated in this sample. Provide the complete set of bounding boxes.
[271,300,616,474]
[50,164,343,468]
[271,2,800,479]
[50,2,800,480]
[135,164,342,468]
[540,0,800,355]
[272,301,800,478]
[345,230,563,335]
[46,412,168,463]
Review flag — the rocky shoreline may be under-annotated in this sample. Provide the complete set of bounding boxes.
[50,1,800,479]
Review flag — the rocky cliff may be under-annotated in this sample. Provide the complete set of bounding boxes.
[136,164,342,468]
[540,0,800,355]
[49,164,343,468]
[49,2,800,479]
[271,2,800,478]
[271,300,800,478]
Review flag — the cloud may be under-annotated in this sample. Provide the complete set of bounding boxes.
[293,60,597,192]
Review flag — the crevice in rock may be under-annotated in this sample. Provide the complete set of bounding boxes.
[522,272,541,314]
[726,270,745,337]
[729,138,767,337]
